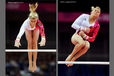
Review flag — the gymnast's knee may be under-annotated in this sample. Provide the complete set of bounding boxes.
[78,41,85,47]
[32,40,37,47]
[28,40,32,46]
[85,41,90,49]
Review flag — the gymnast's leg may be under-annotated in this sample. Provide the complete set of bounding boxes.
[25,29,33,71]
[32,29,39,49]
[65,33,85,61]
[68,41,90,67]
[71,41,90,61]
[32,29,39,72]
[25,29,33,49]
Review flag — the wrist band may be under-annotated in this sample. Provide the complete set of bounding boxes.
[15,40,20,42]
[16,37,20,41]
[42,37,45,41]
[84,35,89,40]
[83,35,86,39]
[84,28,86,32]
[80,27,85,32]
[86,36,89,39]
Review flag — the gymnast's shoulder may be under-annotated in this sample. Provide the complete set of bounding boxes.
[79,13,89,17]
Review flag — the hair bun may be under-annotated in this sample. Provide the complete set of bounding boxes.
[29,3,38,12]
[91,6,95,11]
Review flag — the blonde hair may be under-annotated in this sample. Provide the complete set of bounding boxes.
[29,12,39,19]
[29,3,38,12]
[91,6,101,12]
[29,3,39,19]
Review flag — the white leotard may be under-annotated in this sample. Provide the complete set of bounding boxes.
[17,18,36,38]
[71,14,95,33]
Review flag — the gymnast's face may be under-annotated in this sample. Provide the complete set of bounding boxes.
[30,18,37,27]
[91,8,101,19]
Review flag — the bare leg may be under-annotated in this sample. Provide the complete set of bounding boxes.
[68,41,90,67]
[32,29,39,72]
[65,43,85,61]
[65,33,85,67]
[25,29,33,71]
[32,29,39,49]
[28,52,33,71]
[25,29,33,49]
[32,52,37,72]
[65,33,85,61]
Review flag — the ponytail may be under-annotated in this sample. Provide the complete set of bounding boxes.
[29,3,38,12]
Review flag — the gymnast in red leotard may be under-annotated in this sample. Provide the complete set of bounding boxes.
[14,3,46,72]
[65,6,101,67]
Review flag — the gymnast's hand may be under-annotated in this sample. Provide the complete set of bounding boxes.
[79,31,86,38]
[14,39,21,48]
[85,27,90,33]
[39,37,46,46]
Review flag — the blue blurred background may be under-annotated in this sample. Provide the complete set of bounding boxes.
[6,52,56,76]
[58,64,109,76]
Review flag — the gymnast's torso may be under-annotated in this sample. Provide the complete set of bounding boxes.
[17,18,44,38]
[72,14,99,36]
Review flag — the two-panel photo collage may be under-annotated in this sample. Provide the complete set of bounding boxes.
[6,0,109,76]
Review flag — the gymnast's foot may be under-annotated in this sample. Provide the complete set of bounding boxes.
[66,59,75,67]
[67,63,74,67]
[28,64,33,72]
[32,63,37,72]
[65,54,73,61]
[65,54,72,66]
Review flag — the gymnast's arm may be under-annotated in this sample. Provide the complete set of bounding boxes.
[16,20,27,40]
[38,19,46,39]
[80,25,100,42]
[71,14,87,31]
[38,19,46,46]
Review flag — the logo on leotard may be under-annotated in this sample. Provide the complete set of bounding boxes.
[38,23,41,26]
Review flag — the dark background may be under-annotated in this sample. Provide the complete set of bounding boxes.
[6,52,56,76]
[58,0,109,61]
[58,0,109,12]
[58,64,109,76]
[6,1,56,49]
[6,0,55,3]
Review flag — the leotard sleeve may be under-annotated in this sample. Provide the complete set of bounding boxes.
[83,23,100,42]
[16,19,28,39]
[37,19,45,37]
[71,14,87,30]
